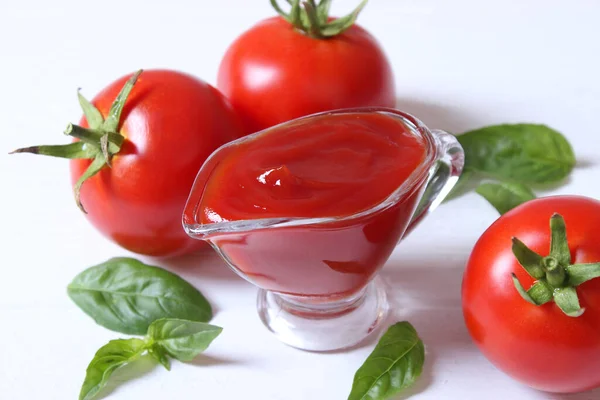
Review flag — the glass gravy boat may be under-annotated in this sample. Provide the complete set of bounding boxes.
[183,108,464,351]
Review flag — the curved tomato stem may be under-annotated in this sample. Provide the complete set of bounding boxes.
[9,69,143,213]
[73,155,106,212]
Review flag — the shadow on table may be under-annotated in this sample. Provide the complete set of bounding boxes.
[159,247,237,280]
[154,247,250,320]
[395,97,483,134]
[546,388,600,400]
[187,354,242,368]
[547,389,600,400]
[95,354,248,399]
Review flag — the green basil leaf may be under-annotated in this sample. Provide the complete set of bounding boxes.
[457,124,575,184]
[148,318,222,362]
[348,321,425,400]
[475,181,536,214]
[148,343,171,371]
[79,338,147,400]
[67,257,212,335]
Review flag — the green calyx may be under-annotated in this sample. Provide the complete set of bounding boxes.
[512,213,600,317]
[270,0,367,39]
[10,70,143,213]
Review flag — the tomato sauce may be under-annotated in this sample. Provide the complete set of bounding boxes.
[195,112,428,298]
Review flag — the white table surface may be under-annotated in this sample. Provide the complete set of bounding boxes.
[1,0,599,399]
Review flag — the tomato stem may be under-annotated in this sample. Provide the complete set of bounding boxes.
[65,123,124,152]
[510,213,599,317]
[9,69,144,213]
[545,260,566,287]
[270,0,368,39]
[303,1,324,39]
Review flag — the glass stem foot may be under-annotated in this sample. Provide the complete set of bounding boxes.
[257,276,389,352]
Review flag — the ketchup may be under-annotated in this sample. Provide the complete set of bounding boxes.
[200,113,425,222]
[195,112,428,298]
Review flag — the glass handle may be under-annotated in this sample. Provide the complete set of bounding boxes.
[404,129,465,236]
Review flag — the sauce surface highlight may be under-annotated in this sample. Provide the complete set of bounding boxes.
[199,112,426,223]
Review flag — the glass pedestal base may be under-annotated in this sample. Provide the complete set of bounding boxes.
[256,277,388,352]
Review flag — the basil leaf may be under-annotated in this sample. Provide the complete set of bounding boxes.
[79,338,147,400]
[457,124,575,184]
[148,343,171,371]
[475,182,536,214]
[148,318,222,362]
[348,321,425,400]
[68,257,212,335]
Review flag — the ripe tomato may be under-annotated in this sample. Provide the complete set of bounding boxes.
[217,8,395,134]
[462,196,600,393]
[69,70,245,257]
[11,70,244,257]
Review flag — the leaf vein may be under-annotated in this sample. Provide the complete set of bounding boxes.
[358,339,420,400]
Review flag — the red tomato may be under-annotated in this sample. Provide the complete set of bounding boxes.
[462,196,600,393]
[217,16,395,134]
[71,70,244,257]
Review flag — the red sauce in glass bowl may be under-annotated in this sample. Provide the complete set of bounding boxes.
[189,111,429,298]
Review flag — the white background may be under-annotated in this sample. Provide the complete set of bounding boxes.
[1,0,599,399]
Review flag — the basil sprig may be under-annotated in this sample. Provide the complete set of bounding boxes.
[80,319,222,400]
[69,257,221,399]
[68,257,212,335]
[448,123,575,213]
[348,321,425,400]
